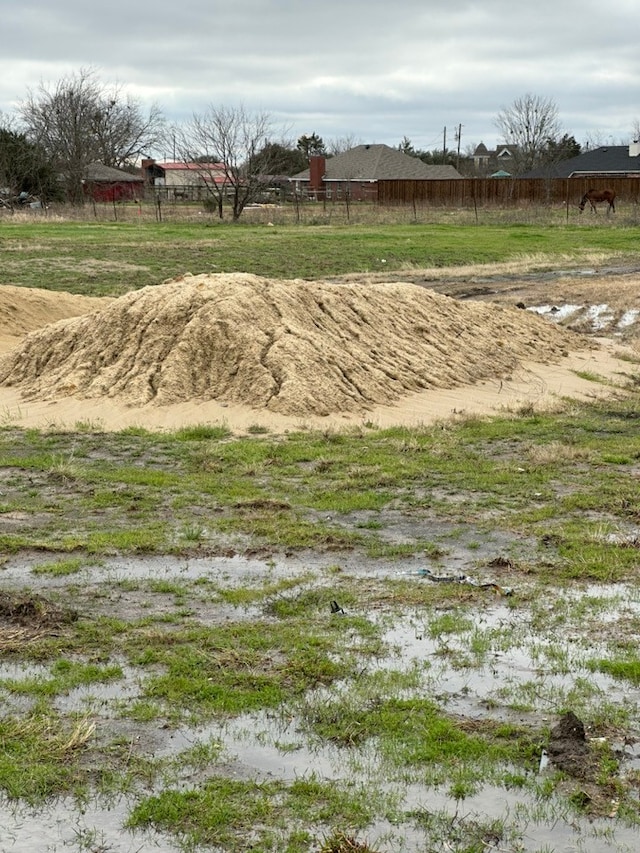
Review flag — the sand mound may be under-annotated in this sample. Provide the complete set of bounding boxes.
[0,273,588,417]
[0,285,110,340]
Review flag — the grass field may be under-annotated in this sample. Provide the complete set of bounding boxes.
[2,212,640,295]
[1,214,640,852]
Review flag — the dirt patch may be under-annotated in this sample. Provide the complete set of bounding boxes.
[548,711,596,780]
[0,591,78,650]
[0,272,588,417]
[340,264,640,341]
[0,591,77,628]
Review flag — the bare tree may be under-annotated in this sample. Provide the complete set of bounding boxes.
[326,134,362,156]
[177,105,283,220]
[494,93,561,174]
[19,68,164,203]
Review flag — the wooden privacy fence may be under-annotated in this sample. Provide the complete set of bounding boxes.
[377,177,640,207]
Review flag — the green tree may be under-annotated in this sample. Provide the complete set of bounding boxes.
[297,133,326,159]
[0,125,58,201]
[415,149,458,167]
[253,142,306,176]
[543,134,581,161]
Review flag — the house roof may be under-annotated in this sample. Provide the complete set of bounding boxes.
[84,162,143,183]
[155,162,225,172]
[292,144,462,181]
[521,145,640,179]
[473,143,516,158]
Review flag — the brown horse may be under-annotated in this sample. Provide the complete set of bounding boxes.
[579,188,616,214]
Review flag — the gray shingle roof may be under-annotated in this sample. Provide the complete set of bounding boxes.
[521,146,640,179]
[84,162,143,183]
[292,144,462,181]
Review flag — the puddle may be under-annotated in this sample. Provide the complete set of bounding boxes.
[0,794,181,853]
[527,301,635,333]
[0,553,315,588]
[618,309,640,328]
[138,709,640,852]
[528,303,583,322]
[3,555,640,851]
[379,605,640,717]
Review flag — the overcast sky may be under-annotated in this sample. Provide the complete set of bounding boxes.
[2,0,639,157]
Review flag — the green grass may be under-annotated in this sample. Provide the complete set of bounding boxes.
[134,616,380,718]
[2,219,640,295]
[0,659,123,697]
[588,657,640,685]
[0,707,95,801]
[303,693,538,791]
[127,774,382,851]
[1,393,640,571]
[31,556,86,576]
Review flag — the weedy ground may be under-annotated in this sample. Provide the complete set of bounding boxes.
[2,213,640,295]
[2,215,640,850]
[2,389,640,851]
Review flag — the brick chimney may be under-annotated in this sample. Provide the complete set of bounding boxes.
[309,156,326,192]
[141,158,156,185]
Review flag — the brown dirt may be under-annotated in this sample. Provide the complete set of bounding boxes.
[0,591,78,650]
[0,269,637,433]
[548,711,595,780]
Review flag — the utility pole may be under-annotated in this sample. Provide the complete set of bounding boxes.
[455,124,463,171]
[443,126,447,164]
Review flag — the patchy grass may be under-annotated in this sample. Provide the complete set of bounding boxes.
[31,557,87,576]
[3,391,640,846]
[0,659,123,697]
[127,774,383,851]
[2,393,640,573]
[1,218,640,295]
[0,708,95,801]
[588,656,640,686]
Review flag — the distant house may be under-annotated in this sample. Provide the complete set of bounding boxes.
[291,144,462,201]
[472,143,518,176]
[520,142,640,179]
[141,159,228,199]
[83,162,144,202]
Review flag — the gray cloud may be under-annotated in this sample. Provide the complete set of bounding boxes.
[2,0,639,152]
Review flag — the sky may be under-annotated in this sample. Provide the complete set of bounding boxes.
[2,0,639,158]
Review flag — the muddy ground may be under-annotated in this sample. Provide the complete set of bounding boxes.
[0,264,639,852]
[339,261,640,341]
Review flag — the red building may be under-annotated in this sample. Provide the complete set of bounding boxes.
[82,162,144,202]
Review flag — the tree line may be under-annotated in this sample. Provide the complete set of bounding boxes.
[0,72,636,219]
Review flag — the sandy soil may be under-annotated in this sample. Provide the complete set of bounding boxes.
[0,271,637,433]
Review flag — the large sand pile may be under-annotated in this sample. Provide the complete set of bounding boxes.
[0,272,589,418]
[0,285,110,342]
